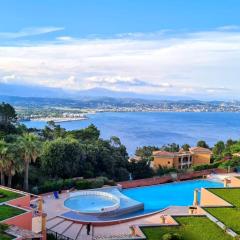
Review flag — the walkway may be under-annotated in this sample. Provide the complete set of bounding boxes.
[46,206,191,239]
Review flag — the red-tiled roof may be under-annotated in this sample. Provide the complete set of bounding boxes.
[153,146,212,157]
[152,151,177,157]
[190,147,212,153]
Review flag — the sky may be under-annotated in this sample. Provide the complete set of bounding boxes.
[0,0,240,100]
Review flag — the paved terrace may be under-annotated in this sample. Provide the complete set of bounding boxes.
[46,206,191,240]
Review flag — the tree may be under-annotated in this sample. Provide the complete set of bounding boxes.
[42,121,66,140]
[197,140,209,149]
[67,124,100,142]
[226,139,237,148]
[41,138,86,179]
[212,141,225,158]
[5,143,23,187]
[18,133,41,191]
[135,146,159,159]
[0,102,17,126]
[0,140,8,185]
[110,136,121,147]
[0,103,17,137]
[181,144,190,152]
[128,159,154,180]
[161,143,179,152]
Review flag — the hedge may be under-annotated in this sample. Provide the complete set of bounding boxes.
[31,176,116,194]
[193,162,220,171]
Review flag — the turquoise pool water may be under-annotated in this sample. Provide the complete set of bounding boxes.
[122,180,223,213]
[61,179,224,222]
[64,195,118,213]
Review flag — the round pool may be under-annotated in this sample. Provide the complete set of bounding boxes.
[64,191,120,214]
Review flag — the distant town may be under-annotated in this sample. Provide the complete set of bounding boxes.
[1,95,240,121]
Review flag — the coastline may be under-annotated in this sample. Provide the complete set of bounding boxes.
[30,116,88,123]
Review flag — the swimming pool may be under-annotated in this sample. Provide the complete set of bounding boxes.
[122,179,223,213]
[61,179,223,222]
[64,191,120,213]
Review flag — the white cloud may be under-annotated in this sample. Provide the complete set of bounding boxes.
[217,25,240,31]
[3,74,16,81]
[56,36,75,41]
[0,27,64,39]
[0,27,240,99]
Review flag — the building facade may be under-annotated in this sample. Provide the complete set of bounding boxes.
[152,147,212,169]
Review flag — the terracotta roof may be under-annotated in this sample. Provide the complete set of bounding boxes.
[152,151,177,157]
[153,147,212,157]
[190,147,212,153]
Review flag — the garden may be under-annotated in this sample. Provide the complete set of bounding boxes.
[141,216,233,240]
[204,188,240,235]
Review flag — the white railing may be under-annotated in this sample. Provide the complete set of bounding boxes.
[69,191,120,213]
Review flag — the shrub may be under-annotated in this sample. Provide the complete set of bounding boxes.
[0,224,9,232]
[156,166,177,176]
[75,179,92,190]
[104,179,116,186]
[162,233,173,240]
[193,162,220,171]
[36,176,116,193]
[218,157,240,169]
[162,233,182,240]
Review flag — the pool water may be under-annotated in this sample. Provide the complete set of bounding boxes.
[122,180,223,212]
[64,195,118,213]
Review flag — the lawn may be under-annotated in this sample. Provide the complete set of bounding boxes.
[0,232,13,240]
[0,189,23,203]
[0,205,25,221]
[204,188,240,234]
[141,216,233,240]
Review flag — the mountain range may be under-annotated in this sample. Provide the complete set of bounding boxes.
[0,83,192,101]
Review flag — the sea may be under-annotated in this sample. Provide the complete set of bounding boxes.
[22,112,240,155]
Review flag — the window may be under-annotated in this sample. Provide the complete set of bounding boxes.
[168,161,170,164]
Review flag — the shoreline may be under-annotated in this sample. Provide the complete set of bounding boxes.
[29,117,88,123]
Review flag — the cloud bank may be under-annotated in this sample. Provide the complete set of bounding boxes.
[0,26,240,99]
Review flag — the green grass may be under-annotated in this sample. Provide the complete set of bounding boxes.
[0,224,14,240]
[204,188,240,234]
[0,189,23,203]
[141,216,233,240]
[0,205,25,221]
[0,232,13,240]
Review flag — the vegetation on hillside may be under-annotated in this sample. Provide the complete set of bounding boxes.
[0,103,131,192]
[1,102,240,193]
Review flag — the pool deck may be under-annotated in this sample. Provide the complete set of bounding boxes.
[46,206,191,240]
[43,187,195,239]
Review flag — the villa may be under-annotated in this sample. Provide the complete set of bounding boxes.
[0,186,46,240]
[152,146,212,169]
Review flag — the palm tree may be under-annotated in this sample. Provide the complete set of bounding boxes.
[18,133,40,191]
[5,143,23,187]
[0,140,8,185]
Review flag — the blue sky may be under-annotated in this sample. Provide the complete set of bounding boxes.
[1,0,240,36]
[0,0,240,99]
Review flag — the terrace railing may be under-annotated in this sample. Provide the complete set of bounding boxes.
[47,229,74,240]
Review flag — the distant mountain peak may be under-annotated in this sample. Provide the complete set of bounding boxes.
[0,82,193,101]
